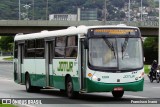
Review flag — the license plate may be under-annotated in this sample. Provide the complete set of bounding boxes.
[114,87,123,91]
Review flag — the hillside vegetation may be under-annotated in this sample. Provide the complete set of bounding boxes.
[0,0,157,21]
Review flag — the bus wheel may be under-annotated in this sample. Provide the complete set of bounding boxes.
[112,91,124,98]
[60,89,66,93]
[66,77,78,98]
[25,74,33,92]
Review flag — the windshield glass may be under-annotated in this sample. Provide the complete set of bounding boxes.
[89,38,143,71]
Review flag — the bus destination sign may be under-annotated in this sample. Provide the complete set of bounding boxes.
[93,29,137,36]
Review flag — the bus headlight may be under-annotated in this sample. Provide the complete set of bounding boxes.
[157,70,160,73]
[92,75,98,81]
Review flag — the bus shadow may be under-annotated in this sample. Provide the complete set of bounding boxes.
[21,89,133,103]
[19,88,160,104]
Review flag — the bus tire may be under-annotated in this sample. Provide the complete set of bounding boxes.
[66,77,78,99]
[25,74,33,92]
[112,91,124,98]
[60,89,66,93]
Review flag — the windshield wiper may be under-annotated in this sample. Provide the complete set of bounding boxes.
[103,38,116,59]
[121,38,129,59]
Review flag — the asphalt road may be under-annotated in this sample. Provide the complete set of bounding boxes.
[0,63,160,107]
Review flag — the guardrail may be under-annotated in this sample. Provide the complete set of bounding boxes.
[105,21,159,27]
[0,20,159,27]
[0,61,13,63]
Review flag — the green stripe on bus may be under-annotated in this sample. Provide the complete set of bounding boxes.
[21,73,46,87]
[21,73,80,91]
[85,78,144,92]
[53,76,80,91]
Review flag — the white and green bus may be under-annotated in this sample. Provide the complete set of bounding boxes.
[14,25,144,98]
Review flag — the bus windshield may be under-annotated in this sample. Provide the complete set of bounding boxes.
[89,37,143,71]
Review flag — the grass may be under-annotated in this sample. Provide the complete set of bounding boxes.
[3,57,13,61]
[0,104,17,107]
[144,65,150,74]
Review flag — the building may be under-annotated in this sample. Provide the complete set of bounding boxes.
[49,8,98,21]
[49,14,77,21]
[80,8,98,20]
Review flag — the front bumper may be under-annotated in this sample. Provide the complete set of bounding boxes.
[85,78,144,92]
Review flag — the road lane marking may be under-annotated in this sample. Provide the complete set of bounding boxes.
[152,87,160,89]
[123,95,148,98]
[93,93,148,98]
[20,104,36,107]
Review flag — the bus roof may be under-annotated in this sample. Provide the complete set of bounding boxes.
[14,25,139,41]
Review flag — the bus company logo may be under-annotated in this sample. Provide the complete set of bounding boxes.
[2,99,11,104]
[123,75,135,78]
[57,61,73,72]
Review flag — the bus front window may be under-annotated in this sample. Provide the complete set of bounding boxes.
[89,38,143,71]
[117,38,143,70]
[89,38,118,68]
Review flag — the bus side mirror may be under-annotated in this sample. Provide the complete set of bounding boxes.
[83,38,88,49]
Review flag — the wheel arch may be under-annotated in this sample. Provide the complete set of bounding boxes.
[25,71,29,84]
[65,74,71,90]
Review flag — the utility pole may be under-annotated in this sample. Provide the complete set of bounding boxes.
[104,0,107,25]
[32,0,34,20]
[141,0,143,21]
[46,0,48,20]
[128,0,130,22]
[19,0,21,20]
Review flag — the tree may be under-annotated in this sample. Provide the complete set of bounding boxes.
[111,0,125,9]
[0,36,14,52]
[143,37,158,64]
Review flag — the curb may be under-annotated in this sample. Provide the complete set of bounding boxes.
[0,61,13,64]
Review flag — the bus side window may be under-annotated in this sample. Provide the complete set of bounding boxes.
[14,42,18,58]
[26,40,35,58]
[66,36,78,58]
[54,36,65,57]
[35,39,45,58]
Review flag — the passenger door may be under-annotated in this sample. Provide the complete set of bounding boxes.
[79,38,86,90]
[17,42,24,83]
[45,40,54,86]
